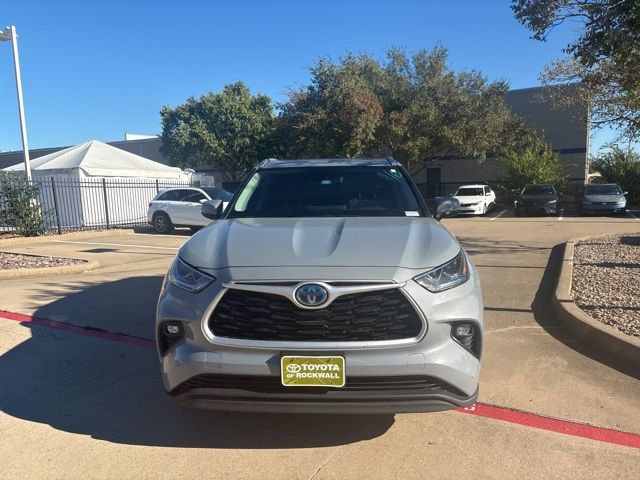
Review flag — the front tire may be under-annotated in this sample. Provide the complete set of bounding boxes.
[153,212,174,234]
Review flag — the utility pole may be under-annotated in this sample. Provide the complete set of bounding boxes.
[0,26,32,181]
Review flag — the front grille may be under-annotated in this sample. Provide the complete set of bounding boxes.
[171,374,466,397]
[209,287,423,342]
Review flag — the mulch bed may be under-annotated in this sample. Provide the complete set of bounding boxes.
[0,252,87,270]
[572,234,640,337]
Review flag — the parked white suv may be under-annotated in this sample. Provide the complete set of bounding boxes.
[147,187,233,233]
[453,184,495,215]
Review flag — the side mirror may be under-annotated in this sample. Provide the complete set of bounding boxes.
[199,198,207,204]
[485,192,491,196]
[201,199,223,220]
[432,197,460,221]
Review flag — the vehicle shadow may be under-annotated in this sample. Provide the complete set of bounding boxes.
[0,277,394,448]
[530,244,639,379]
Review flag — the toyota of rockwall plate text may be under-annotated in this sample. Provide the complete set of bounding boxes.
[156,158,483,414]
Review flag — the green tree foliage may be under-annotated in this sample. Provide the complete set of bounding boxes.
[0,172,46,237]
[495,142,567,198]
[278,47,538,172]
[591,145,640,200]
[512,0,640,139]
[160,82,276,180]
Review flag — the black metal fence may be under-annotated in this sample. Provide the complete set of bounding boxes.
[0,177,195,234]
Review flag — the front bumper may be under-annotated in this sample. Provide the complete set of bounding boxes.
[581,204,627,214]
[515,204,557,215]
[459,204,484,215]
[156,265,483,414]
[168,374,478,414]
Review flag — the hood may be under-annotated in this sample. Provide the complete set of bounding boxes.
[583,194,625,203]
[453,195,483,203]
[179,217,460,271]
[519,194,558,202]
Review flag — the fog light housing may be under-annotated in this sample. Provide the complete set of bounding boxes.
[158,321,184,356]
[451,322,481,358]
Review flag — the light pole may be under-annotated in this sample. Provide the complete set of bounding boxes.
[0,25,32,181]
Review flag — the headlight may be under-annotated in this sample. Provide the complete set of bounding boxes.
[546,200,557,204]
[616,200,626,206]
[470,201,481,206]
[414,251,470,293]
[168,256,215,293]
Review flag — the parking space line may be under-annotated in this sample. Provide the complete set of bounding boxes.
[127,232,189,238]
[2,308,639,449]
[53,240,180,250]
[629,211,639,220]
[489,209,507,221]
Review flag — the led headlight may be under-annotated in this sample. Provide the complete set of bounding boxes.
[546,200,557,204]
[414,250,470,293]
[168,256,215,293]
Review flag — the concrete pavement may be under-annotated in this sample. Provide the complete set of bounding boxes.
[0,214,639,479]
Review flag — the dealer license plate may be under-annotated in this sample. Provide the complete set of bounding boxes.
[281,356,345,387]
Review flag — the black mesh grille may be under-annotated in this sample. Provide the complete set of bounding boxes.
[171,374,466,397]
[209,288,423,342]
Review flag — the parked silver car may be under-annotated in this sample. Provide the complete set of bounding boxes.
[147,187,233,233]
[156,158,483,413]
[580,183,628,215]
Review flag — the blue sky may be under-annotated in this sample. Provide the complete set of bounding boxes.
[0,0,614,153]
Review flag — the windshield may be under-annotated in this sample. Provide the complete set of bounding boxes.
[585,184,622,195]
[202,187,234,201]
[229,166,423,218]
[455,187,484,196]
[522,185,555,195]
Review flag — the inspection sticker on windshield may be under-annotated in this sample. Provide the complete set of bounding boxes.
[405,211,420,216]
[281,356,345,387]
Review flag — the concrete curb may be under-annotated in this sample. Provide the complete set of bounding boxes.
[552,238,640,370]
[0,229,134,248]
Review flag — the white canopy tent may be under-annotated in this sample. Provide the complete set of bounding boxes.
[3,140,192,228]
[4,139,188,179]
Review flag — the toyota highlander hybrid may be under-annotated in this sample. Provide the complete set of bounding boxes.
[156,158,483,413]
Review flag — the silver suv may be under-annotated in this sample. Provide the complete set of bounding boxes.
[156,158,483,413]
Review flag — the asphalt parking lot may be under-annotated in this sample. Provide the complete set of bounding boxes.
[0,209,639,479]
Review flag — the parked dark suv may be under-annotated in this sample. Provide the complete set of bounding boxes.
[514,184,560,216]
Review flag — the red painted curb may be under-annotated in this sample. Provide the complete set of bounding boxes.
[456,404,640,449]
[0,310,155,350]
[1,309,639,449]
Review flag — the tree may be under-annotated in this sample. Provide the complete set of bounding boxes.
[591,145,640,200]
[495,142,568,198]
[512,0,640,140]
[278,47,538,172]
[160,82,276,180]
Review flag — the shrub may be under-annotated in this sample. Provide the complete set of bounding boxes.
[0,172,46,237]
[494,144,567,200]
[591,146,640,203]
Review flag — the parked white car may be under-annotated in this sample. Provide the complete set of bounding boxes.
[147,187,233,233]
[452,184,496,215]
